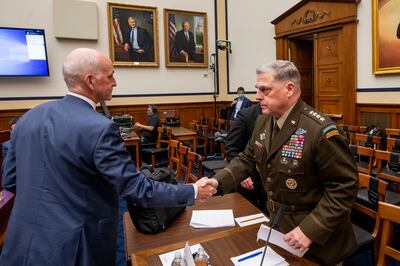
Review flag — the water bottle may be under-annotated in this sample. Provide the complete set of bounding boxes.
[194,247,209,266]
[171,251,183,266]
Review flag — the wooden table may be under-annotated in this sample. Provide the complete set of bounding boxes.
[123,193,318,266]
[0,190,14,246]
[171,127,196,151]
[124,132,141,168]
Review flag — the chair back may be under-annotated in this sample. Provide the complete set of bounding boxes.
[185,151,203,183]
[167,140,180,175]
[195,124,208,156]
[339,124,359,144]
[156,127,172,149]
[355,133,383,150]
[217,119,227,132]
[375,149,400,186]
[386,137,400,152]
[376,201,400,265]
[384,128,400,138]
[349,144,375,175]
[177,145,191,181]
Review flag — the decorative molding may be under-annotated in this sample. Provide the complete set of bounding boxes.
[291,10,331,26]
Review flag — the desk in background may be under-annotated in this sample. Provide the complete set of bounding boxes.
[171,126,196,151]
[123,193,318,266]
[123,132,141,168]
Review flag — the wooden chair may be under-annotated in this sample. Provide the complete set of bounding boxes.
[349,144,375,175]
[184,151,203,183]
[384,128,400,138]
[167,140,180,176]
[339,124,359,144]
[176,145,191,182]
[140,127,172,167]
[376,201,400,265]
[350,173,388,265]
[386,137,400,152]
[355,133,383,150]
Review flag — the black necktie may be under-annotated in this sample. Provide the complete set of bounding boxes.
[270,119,279,151]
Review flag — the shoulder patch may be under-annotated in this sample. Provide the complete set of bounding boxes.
[321,124,339,139]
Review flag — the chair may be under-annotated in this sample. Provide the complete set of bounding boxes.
[375,150,400,194]
[376,201,400,265]
[339,124,359,144]
[167,140,181,176]
[355,133,383,150]
[184,151,203,183]
[386,137,400,152]
[176,145,191,182]
[349,173,388,265]
[384,128,400,138]
[140,127,172,167]
[193,124,208,157]
[349,144,375,175]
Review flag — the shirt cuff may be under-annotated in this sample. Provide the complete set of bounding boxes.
[192,183,198,199]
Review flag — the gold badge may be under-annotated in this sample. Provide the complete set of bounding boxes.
[285,178,297,190]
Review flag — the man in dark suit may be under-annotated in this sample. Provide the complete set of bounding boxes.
[224,103,267,213]
[0,48,216,266]
[123,16,151,62]
[174,21,196,62]
[230,87,252,120]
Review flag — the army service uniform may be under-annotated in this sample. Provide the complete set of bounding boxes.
[213,100,359,265]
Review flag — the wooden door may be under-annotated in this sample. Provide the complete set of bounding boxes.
[313,29,344,124]
[289,38,314,107]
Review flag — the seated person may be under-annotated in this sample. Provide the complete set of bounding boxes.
[134,104,160,144]
[230,87,252,120]
[2,117,19,173]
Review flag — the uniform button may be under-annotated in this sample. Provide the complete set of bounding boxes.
[267,177,272,182]
[268,191,274,196]
[287,169,292,174]
[267,164,271,168]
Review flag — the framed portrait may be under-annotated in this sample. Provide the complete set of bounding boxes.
[372,0,400,74]
[107,3,159,67]
[163,9,208,68]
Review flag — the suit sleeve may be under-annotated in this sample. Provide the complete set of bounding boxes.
[225,110,248,161]
[93,123,194,207]
[299,130,358,245]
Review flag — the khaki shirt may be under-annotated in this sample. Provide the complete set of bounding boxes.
[214,100,358,265]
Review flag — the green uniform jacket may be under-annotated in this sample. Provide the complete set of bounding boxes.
[214,100,358,265]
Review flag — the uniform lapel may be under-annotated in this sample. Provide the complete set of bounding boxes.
[266,100,304,161]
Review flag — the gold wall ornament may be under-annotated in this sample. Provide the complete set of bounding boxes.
[291,9,331,26]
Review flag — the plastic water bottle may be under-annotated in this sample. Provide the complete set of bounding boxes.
[171,251,183,266]
[194,247,209,266]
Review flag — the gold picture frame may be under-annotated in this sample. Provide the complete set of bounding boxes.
[372,0,400,74]
[163,8,208,68]
[107,2,159,67]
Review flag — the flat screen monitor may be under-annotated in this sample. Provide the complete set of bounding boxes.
[0,27,50,77]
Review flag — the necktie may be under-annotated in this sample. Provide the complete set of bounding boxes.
[269,119,279,151]
[185,32,189,41]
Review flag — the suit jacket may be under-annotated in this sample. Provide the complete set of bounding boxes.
[123,26,150,52]
[174,30,196,60]
[214,100,358,265]
[225,103,261,161]
[0,95,194,266]
[230,97,252,120]
[1,140,10,173]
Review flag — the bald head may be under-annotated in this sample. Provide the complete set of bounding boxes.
[62,48,105,88]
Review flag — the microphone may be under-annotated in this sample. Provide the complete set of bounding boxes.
[216,40,232,53]
[259,205,288,266]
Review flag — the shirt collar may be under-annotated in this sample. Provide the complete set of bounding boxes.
[67,92,97,110]
[276,101,297,129]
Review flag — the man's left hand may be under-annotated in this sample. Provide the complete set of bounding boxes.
[283,226,312,252]
[137,49,144,53]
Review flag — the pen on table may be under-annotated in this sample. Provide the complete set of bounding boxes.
[238,251,263,262]
[241,215,266,223]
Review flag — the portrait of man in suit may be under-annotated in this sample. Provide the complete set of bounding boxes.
[174,21,196,62]
[123,16,151,62]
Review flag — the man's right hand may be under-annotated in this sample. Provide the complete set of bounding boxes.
[195,177,218,202]
[240,177,254,190]
[123,43,129,52]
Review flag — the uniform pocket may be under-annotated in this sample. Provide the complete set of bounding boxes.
[278,169,306,192]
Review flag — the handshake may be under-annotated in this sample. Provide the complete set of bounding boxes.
[194,177,219,202]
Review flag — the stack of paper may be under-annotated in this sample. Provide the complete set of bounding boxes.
[190,209,235,228]
[235,213,269,227]
[231,247,288,266]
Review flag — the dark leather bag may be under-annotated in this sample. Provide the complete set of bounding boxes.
[126,166,185,234]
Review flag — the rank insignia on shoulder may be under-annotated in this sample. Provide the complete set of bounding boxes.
[321,124,339,139]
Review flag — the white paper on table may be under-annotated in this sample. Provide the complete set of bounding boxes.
[231,246,289,266]
[158,243,208,266]
[190,209,235,228]
[235,213,269,227]
[256,224,308,257]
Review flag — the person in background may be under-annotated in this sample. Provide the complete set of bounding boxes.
[134,104,160,144]
[0,48,216,266]
[230,87,252,120]
[224,103,267,213]
[174,21,196,62]
[123,16,151,62]
[1,117,19,173]
[205,60,358,265]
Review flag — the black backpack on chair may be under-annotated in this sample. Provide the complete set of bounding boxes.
[126,165,186,234]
